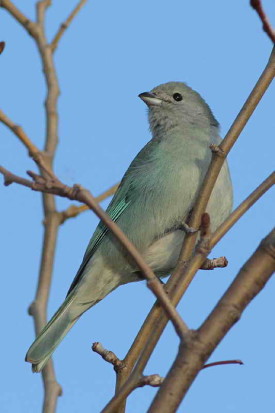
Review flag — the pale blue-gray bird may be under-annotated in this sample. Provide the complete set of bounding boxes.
[26,82,233,372]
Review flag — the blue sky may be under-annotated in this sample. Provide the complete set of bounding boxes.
[1,1,274,412]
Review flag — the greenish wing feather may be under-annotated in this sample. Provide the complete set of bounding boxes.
[66,138,159,296]
[66,194,130,295]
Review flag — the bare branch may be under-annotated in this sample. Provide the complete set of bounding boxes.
[51,0,87,52]
[92,342,125,371]
[148,229,275,412]
[36,0,51,26]
[0,164,190,340]
[92,342,164,388]
[1,0,38,37]
[250,0,275,43]
[60,183,119,224]
[0,109,40,156]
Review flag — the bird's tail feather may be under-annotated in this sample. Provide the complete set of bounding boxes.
[25,292,80,372]
[26,264,122,372]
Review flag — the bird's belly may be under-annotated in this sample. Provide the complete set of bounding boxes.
[143,230,185,276]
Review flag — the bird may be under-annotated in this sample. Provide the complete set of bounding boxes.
[26,81,233,372]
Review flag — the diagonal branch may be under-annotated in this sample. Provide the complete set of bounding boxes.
[0,109,40,156]
[148,228,275,412]
[51,0,88,52]
[60,182,119,223]
[1,0,38,37]
[0,165,190,341]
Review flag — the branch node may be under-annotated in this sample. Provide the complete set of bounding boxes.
[138,374,164,388]
[28,301,36,316]
[209,143,226,157]
[196,238,211,256]
[61,22,68,30]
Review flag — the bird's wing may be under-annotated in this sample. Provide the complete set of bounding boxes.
[66,190,131,295]
[66,138,159,296]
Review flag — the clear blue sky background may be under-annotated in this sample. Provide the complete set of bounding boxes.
[1,1,274,412]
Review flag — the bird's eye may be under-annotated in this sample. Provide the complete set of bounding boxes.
[173,93,183,102]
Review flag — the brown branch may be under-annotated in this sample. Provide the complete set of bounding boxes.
[0,109,40,156]
[1,0,38,37]
[251,0,275,43]
[102,171,274,413]
[92,342,125,371]
[1,2,63,411]
[60,183,119,224]
[51,0,87,52]
[148,229,275,412]
[0,165,190,341]
[28,212,63,411]
[36,0,51,27]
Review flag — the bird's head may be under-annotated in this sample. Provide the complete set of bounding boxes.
[139,81,218,136]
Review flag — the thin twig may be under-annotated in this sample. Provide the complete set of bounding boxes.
[250,0,275,43]
[202,359,243,369]
[36,0,51,27]
[51,0,87,52]
[200,256,228,270]
[92,342,125,371]
[60,183,119,224]
[0,109,40,156]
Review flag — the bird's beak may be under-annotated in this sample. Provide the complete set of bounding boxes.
[139,92,162,107]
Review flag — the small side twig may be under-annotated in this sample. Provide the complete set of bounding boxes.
[0,109,40,156]
[200,256,228,270]
[203,359,244,369]
[250,0,275,43]
[51,0,87,52]
[92,342,125,371]
[137,375,164,388]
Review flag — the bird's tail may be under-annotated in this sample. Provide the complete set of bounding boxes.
[26,262,122,372]
[25,291,81,372]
